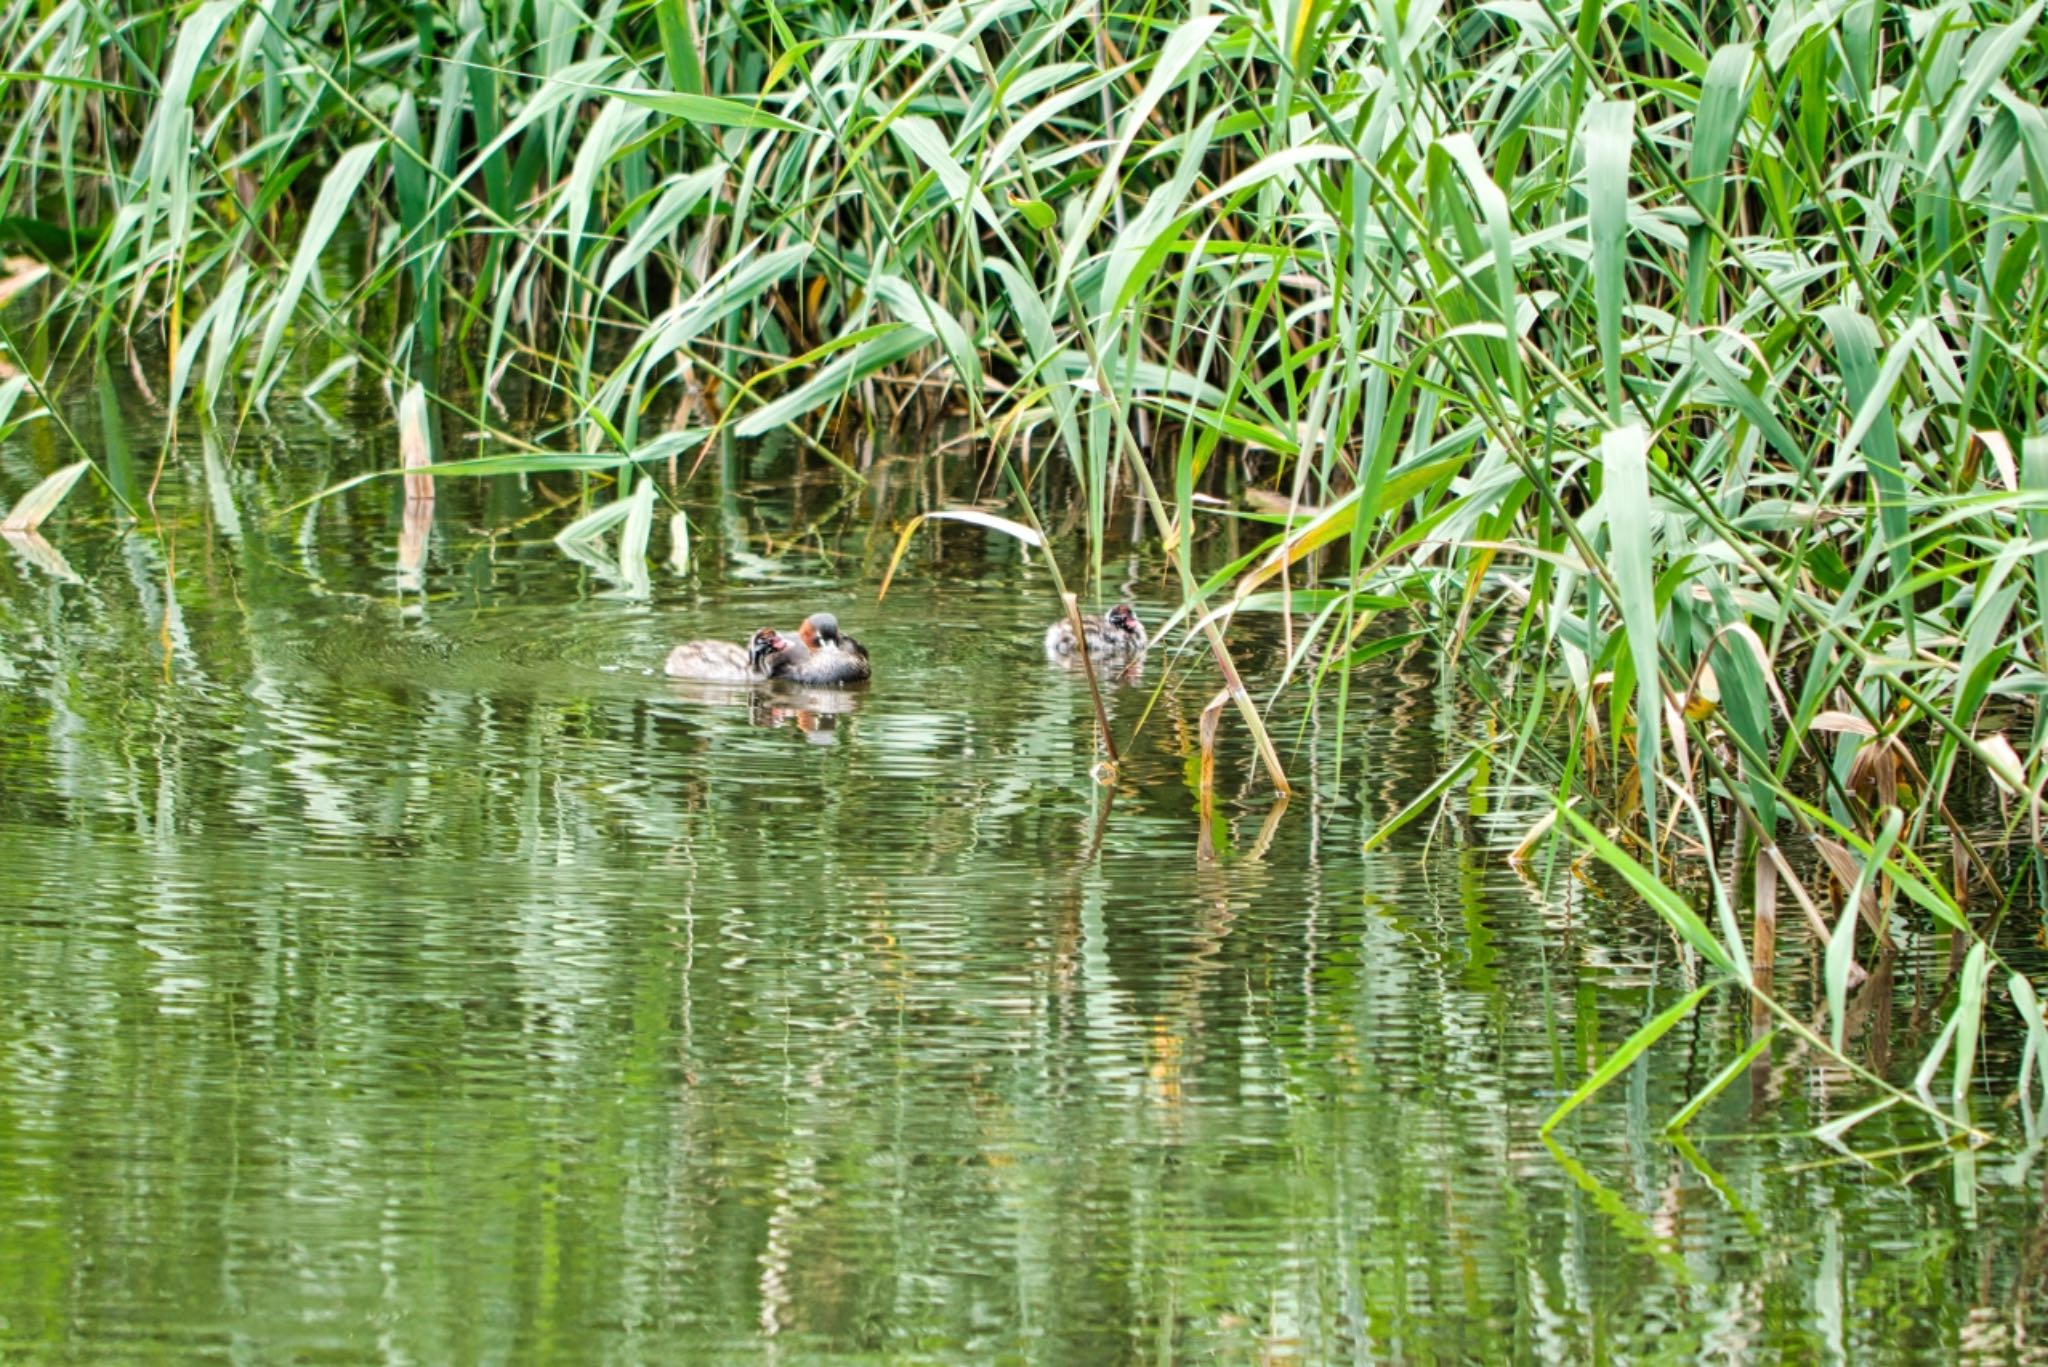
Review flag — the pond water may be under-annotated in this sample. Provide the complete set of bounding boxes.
[1,384,2043,1361]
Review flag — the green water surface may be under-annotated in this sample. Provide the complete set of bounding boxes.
[0,387,2042,1362]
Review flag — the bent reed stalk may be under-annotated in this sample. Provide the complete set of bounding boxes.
[4,0,2048,1156]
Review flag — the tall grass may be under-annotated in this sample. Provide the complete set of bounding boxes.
[5,0,2048,1154]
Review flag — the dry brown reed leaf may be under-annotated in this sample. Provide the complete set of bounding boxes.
[1509,802,1569,865]
[1812,836,1893,948]
[1845,735,1900,809]
[1696,623,1790,720]
[1753,850,1778,1034]
[1978,732,2027,798]
[398,384,434,502]
[1977,732,2044,848]
[1974,429,2018,492]
[1197,687,1227,804]
[1241,487,1320,516]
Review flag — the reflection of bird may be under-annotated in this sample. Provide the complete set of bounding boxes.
[1044,604,1146,663]
[751,691,855,744]
[782,612,872,684]
[663,628,800,683]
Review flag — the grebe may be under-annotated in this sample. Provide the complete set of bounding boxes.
[784,612,872,684]
[1044,603,1146,663]
[664,627,802,682]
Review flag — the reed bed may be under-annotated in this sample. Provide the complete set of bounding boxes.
[4,0,2047,1156]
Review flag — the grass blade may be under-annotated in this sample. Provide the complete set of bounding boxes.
[247,140,382,407]
[1560,803,1733,972]
[1542,983,1718,1136]
[1601,424,1662,859]
[1583,99,1633,420]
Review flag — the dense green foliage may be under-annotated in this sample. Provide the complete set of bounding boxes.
[5,0,2048,1150]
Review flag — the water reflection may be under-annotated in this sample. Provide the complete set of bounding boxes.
[396,493,433,594]
[659,674,866,743]
[1,526,77,581]
[0,390,2043,1359]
